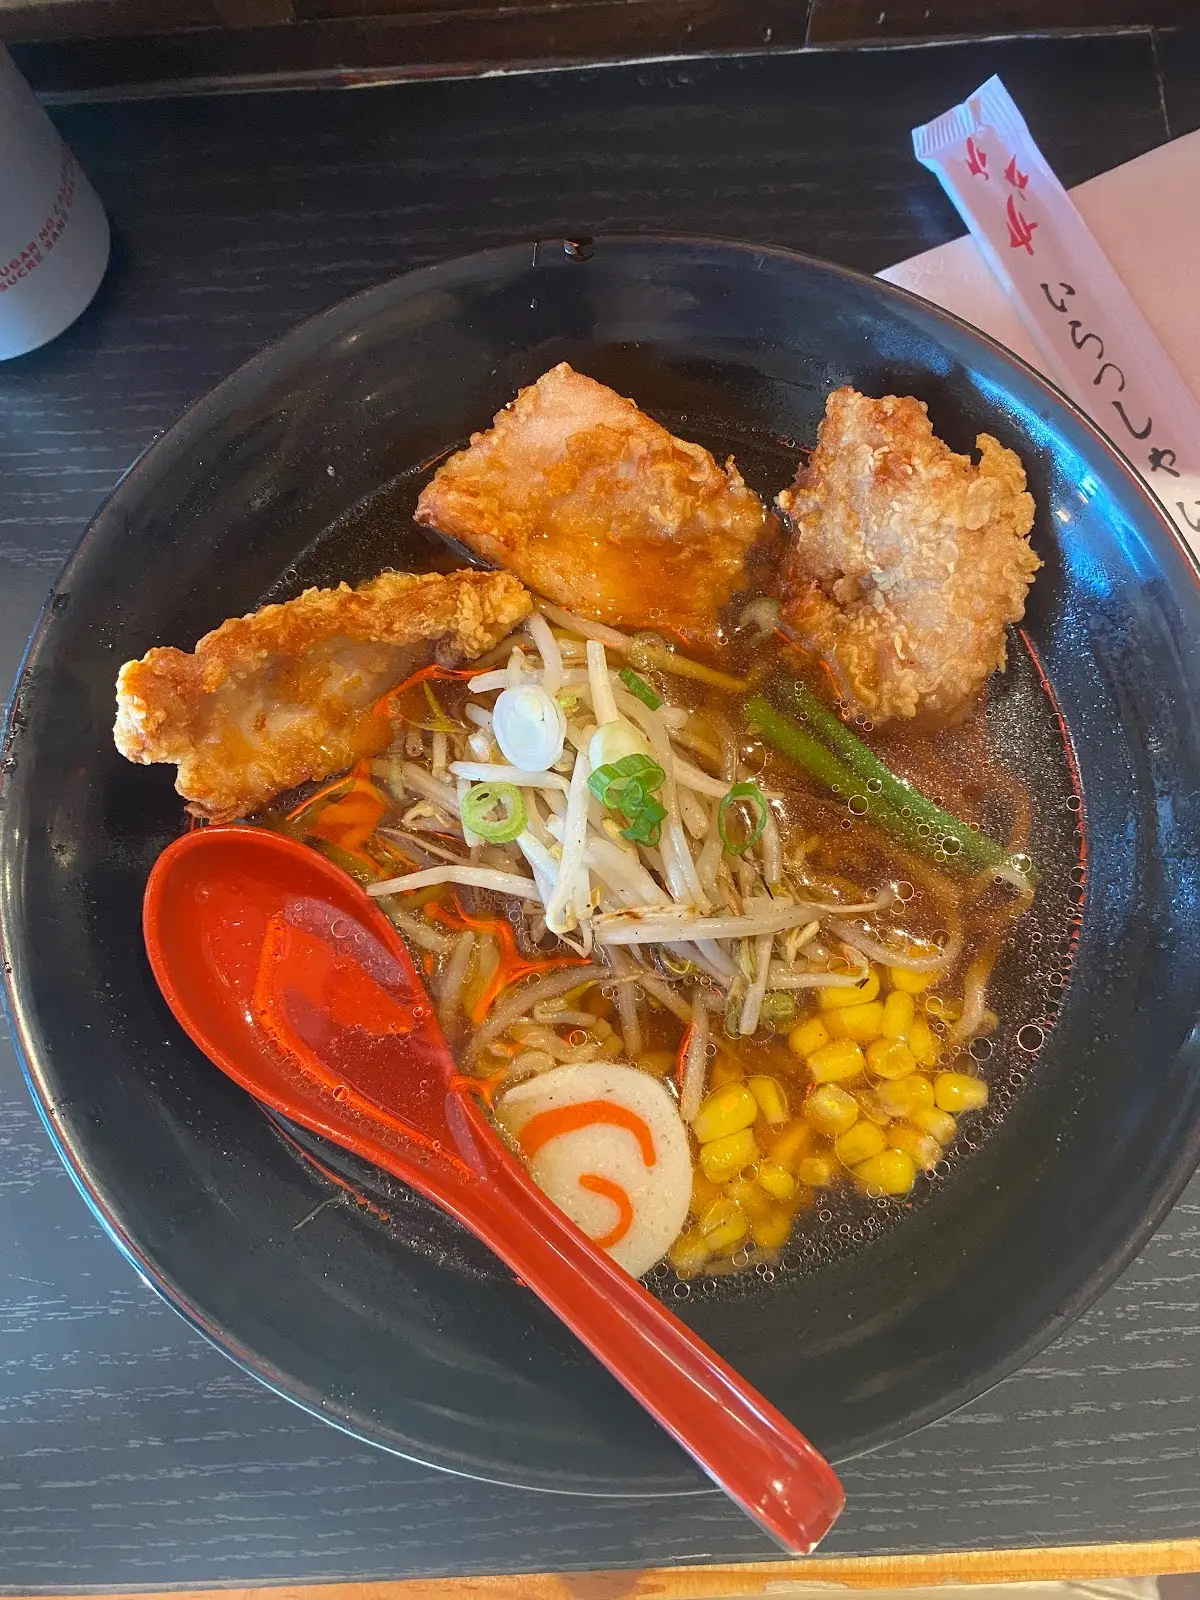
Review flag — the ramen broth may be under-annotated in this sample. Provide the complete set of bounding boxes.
[261,593,1083,1286]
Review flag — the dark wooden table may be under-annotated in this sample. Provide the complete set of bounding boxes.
[3,28,1200,1592]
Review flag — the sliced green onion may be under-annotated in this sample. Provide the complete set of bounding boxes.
[718,781,769,856]
[758,991,797,1032]
[460,782,527,844]
[621,796,667,847]
[618,667,662,710]
[588,753,667,847]
[587,753,665,808]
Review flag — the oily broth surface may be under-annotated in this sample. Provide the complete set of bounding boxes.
[252,434,1083,1301]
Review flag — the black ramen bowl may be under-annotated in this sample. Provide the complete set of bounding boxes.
[4,237,1200,1495]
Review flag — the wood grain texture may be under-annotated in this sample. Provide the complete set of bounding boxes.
[0,31,1198,1592]
[807,0,1195,44]
[0,0,293,44]
[4,2,808,88]
[0,0,1182,60]
[9,1541,1200,1598]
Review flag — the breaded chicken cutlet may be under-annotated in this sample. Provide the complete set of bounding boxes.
[114,568,530,822]
[777,387,1039,725]
[414,363,775,645]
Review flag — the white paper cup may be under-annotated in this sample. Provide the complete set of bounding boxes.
[0,45,110,360]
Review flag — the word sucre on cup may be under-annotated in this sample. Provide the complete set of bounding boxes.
[0,45,110,359]
[2,147,79,294]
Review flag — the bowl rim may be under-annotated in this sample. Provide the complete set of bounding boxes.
[4,230,1200,1495]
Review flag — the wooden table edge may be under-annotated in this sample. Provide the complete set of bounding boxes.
[15,1539,1200,1598]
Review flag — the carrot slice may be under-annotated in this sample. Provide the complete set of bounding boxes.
[578,1173,634,1247]
[518,1099,657,1168]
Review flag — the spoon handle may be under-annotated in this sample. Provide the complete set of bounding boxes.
[441,1092,844,1554]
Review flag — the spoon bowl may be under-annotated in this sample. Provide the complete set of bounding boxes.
[144,823,844,1554]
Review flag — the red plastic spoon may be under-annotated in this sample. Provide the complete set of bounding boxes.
[143,824,844,1553]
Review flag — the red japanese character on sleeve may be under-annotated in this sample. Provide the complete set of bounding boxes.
[1004,154,1029,189]
[1006,194,1037,253]
[965,137,989,179]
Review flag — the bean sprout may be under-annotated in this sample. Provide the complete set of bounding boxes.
[381,905,455,956]
[603,947,645,1057]
[544,746,591,935]
[537,601,629,650]
[596,900,833,946]
[449,761,570,792]
[951,949,999,1043]
[466,964,608,1060]
[400,763,461,814]
[587,640,620,726]
[828,917,962,972]
[437,929,476,1029]
[677,785,709,839]
[680,998,709,1122]
[526,609,564,697]
[628,701,709,911]
[369,866,543,901]
[738,932,775,1036]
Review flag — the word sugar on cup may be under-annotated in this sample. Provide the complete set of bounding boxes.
[913,75,1200,552]
[0,45,110,360]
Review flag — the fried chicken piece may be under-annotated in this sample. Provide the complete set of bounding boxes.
[777,388,1039,725]
[414,363,774,644]
[114,568,530,822]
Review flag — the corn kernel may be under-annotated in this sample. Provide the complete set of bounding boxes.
[819,970,880,1009]
[854,1149,918,1195]
[692,1082,758,1143]
[934,1071,989,1113]
[803,1083,860,1137]
[826,999,884,1043]
[709,1057,745,1087]
[835,1121,887,1166]
[788,1016,831,1059]
[751,1207,794,1251]
[757,1161,799,1201]
[881,989,916,1039]
[699,1197,750,1252]
[866,1036,918,1080]
[875,1072,935,1118]
[767,1117,815,1166]
[747,1075,789,1125]
[689,1168,723,1217]
[796,1153,836,1187]
[853,1086,892,1126]
[699,1127,759,1183]
[908,1014,941,1067]
[634,1049,677,1077]
[913,1105,957,1144]
[808,1038,866,1084]
[889,965,934,993]
[668,1228,710,1277]
[889,1123,942,1169]
[727,1175,773,1220]
[822,1010,847,1039]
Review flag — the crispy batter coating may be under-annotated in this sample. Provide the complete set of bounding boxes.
[414,363,774,644]
[114,568,530,822]
[777,388,1039,725]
